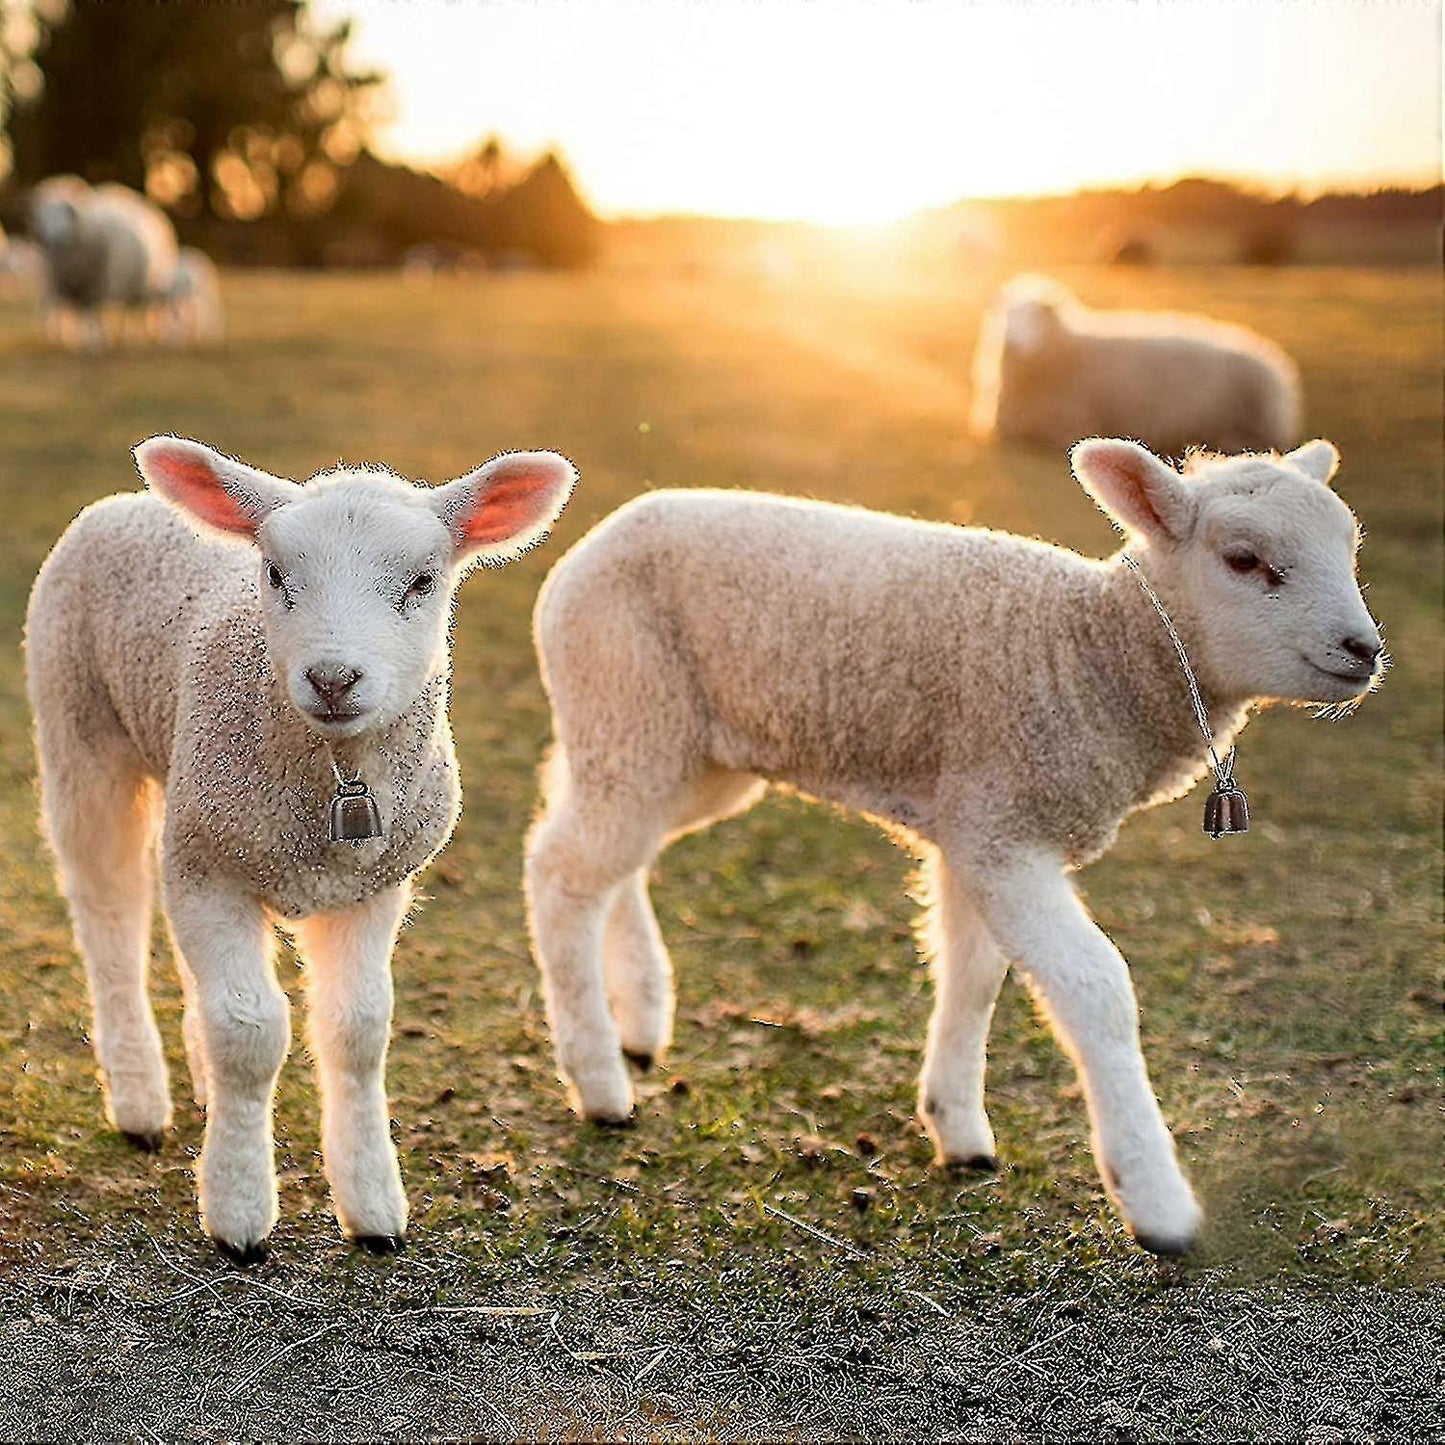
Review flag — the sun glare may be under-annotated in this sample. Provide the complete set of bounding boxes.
[328,0,1442,223]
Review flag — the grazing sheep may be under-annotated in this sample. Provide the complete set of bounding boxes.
[26,437,576,1259]
[155,247,225,346]
[970,275,1302,457]
[525,439,1382,1254]
[29,176,179,351]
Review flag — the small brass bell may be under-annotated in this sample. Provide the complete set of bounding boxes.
[1203,784,1249,838]
[329,779,383,844]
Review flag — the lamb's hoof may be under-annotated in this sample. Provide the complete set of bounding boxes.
[1132,1229,1195,1258]
[622,1049,655,1072]
[350,1234,407,1257]
[590,1112,636,1132]
[121,1130,164,1154]
[945,1154,999,1175]
[214,1236,269,1267]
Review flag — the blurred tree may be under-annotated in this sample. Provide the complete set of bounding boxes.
[500,152,600,268]
[1,0,380,220]
[451,134,507,199]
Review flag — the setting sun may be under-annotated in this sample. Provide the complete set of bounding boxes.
[326,0,1441,222]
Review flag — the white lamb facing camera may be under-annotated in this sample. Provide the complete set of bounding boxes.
[26,436,576,1262]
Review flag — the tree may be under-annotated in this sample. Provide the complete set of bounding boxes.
[3,1,380,221]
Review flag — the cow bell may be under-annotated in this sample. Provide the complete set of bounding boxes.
[329,779,383,844]
[1203,784,1249,838]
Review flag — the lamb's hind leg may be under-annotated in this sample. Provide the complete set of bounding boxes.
[41,752,170,1147]
[918,849,1011,1171]
[964,851,1201,1255]
[602,768,765,1070]
[526,769,676,1124]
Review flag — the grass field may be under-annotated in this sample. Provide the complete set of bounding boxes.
[0,253,1440,1437]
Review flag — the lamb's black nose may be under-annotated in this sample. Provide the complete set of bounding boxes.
[306,664,361,706]
[1339,635,1382,667]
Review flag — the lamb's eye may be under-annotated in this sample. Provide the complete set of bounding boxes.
[266,563,285,590]
[409,573,436,597]
[1224,550,1286,588]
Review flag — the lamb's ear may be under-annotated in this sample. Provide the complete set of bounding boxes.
[430,450,577,567]
[134,436,301,538]
[1071,438,1197,545]
[1285,439,1340,487]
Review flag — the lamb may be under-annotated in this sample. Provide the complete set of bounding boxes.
[28,176,179,351]
[524,438,1383,1254]
[970,275,1303,458]
[154,247,225,346]
[26,437,576,1259]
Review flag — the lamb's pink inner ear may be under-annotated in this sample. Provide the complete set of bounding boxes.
[140,442,257,536]
[1074,440,1188,542]
[457,455,573,549]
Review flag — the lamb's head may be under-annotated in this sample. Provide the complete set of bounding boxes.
[135,436,576,737]
[29,175,91,249]
[1072,438,1384,708]
[998,276,1075,358]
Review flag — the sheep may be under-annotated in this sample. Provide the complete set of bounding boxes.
[26,437,576,1260]
[970,275,1303,458]
[524,438,1383,1255]
[28,176,179,351]
[154,247,225,346]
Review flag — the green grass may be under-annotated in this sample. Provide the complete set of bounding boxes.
[0,256,1439,1334]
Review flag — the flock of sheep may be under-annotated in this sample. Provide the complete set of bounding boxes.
[4,176,223,350]
[21,228,1384,1264]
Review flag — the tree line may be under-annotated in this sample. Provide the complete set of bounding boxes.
[0,0,601,268]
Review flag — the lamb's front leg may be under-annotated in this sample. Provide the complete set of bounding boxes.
[291,884,410,1252]
[164,880,290,1262]
[918,851,1011,1171]
[966,852,1202,1254]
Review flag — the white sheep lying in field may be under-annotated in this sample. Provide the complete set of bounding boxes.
[970,275,1303,457]
[26,437,575,1259]
[525,439,1382,1254]
[154,246,225,346]
[29,176,179,351]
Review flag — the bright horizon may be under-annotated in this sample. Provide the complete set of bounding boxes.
[322,0,1443,225]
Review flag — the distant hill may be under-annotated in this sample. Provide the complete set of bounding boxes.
[928,178,1443,266]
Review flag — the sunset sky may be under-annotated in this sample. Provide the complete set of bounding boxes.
[321,0,1443,224]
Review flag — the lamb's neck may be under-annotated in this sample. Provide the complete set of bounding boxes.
[1072,551,1252,812]
[259,668,451,795]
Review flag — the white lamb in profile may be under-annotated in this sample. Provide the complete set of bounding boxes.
[26,437,575,1260]
[525,438,1382,1255]
[29,176,179,351]
[970,275,1302,458]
